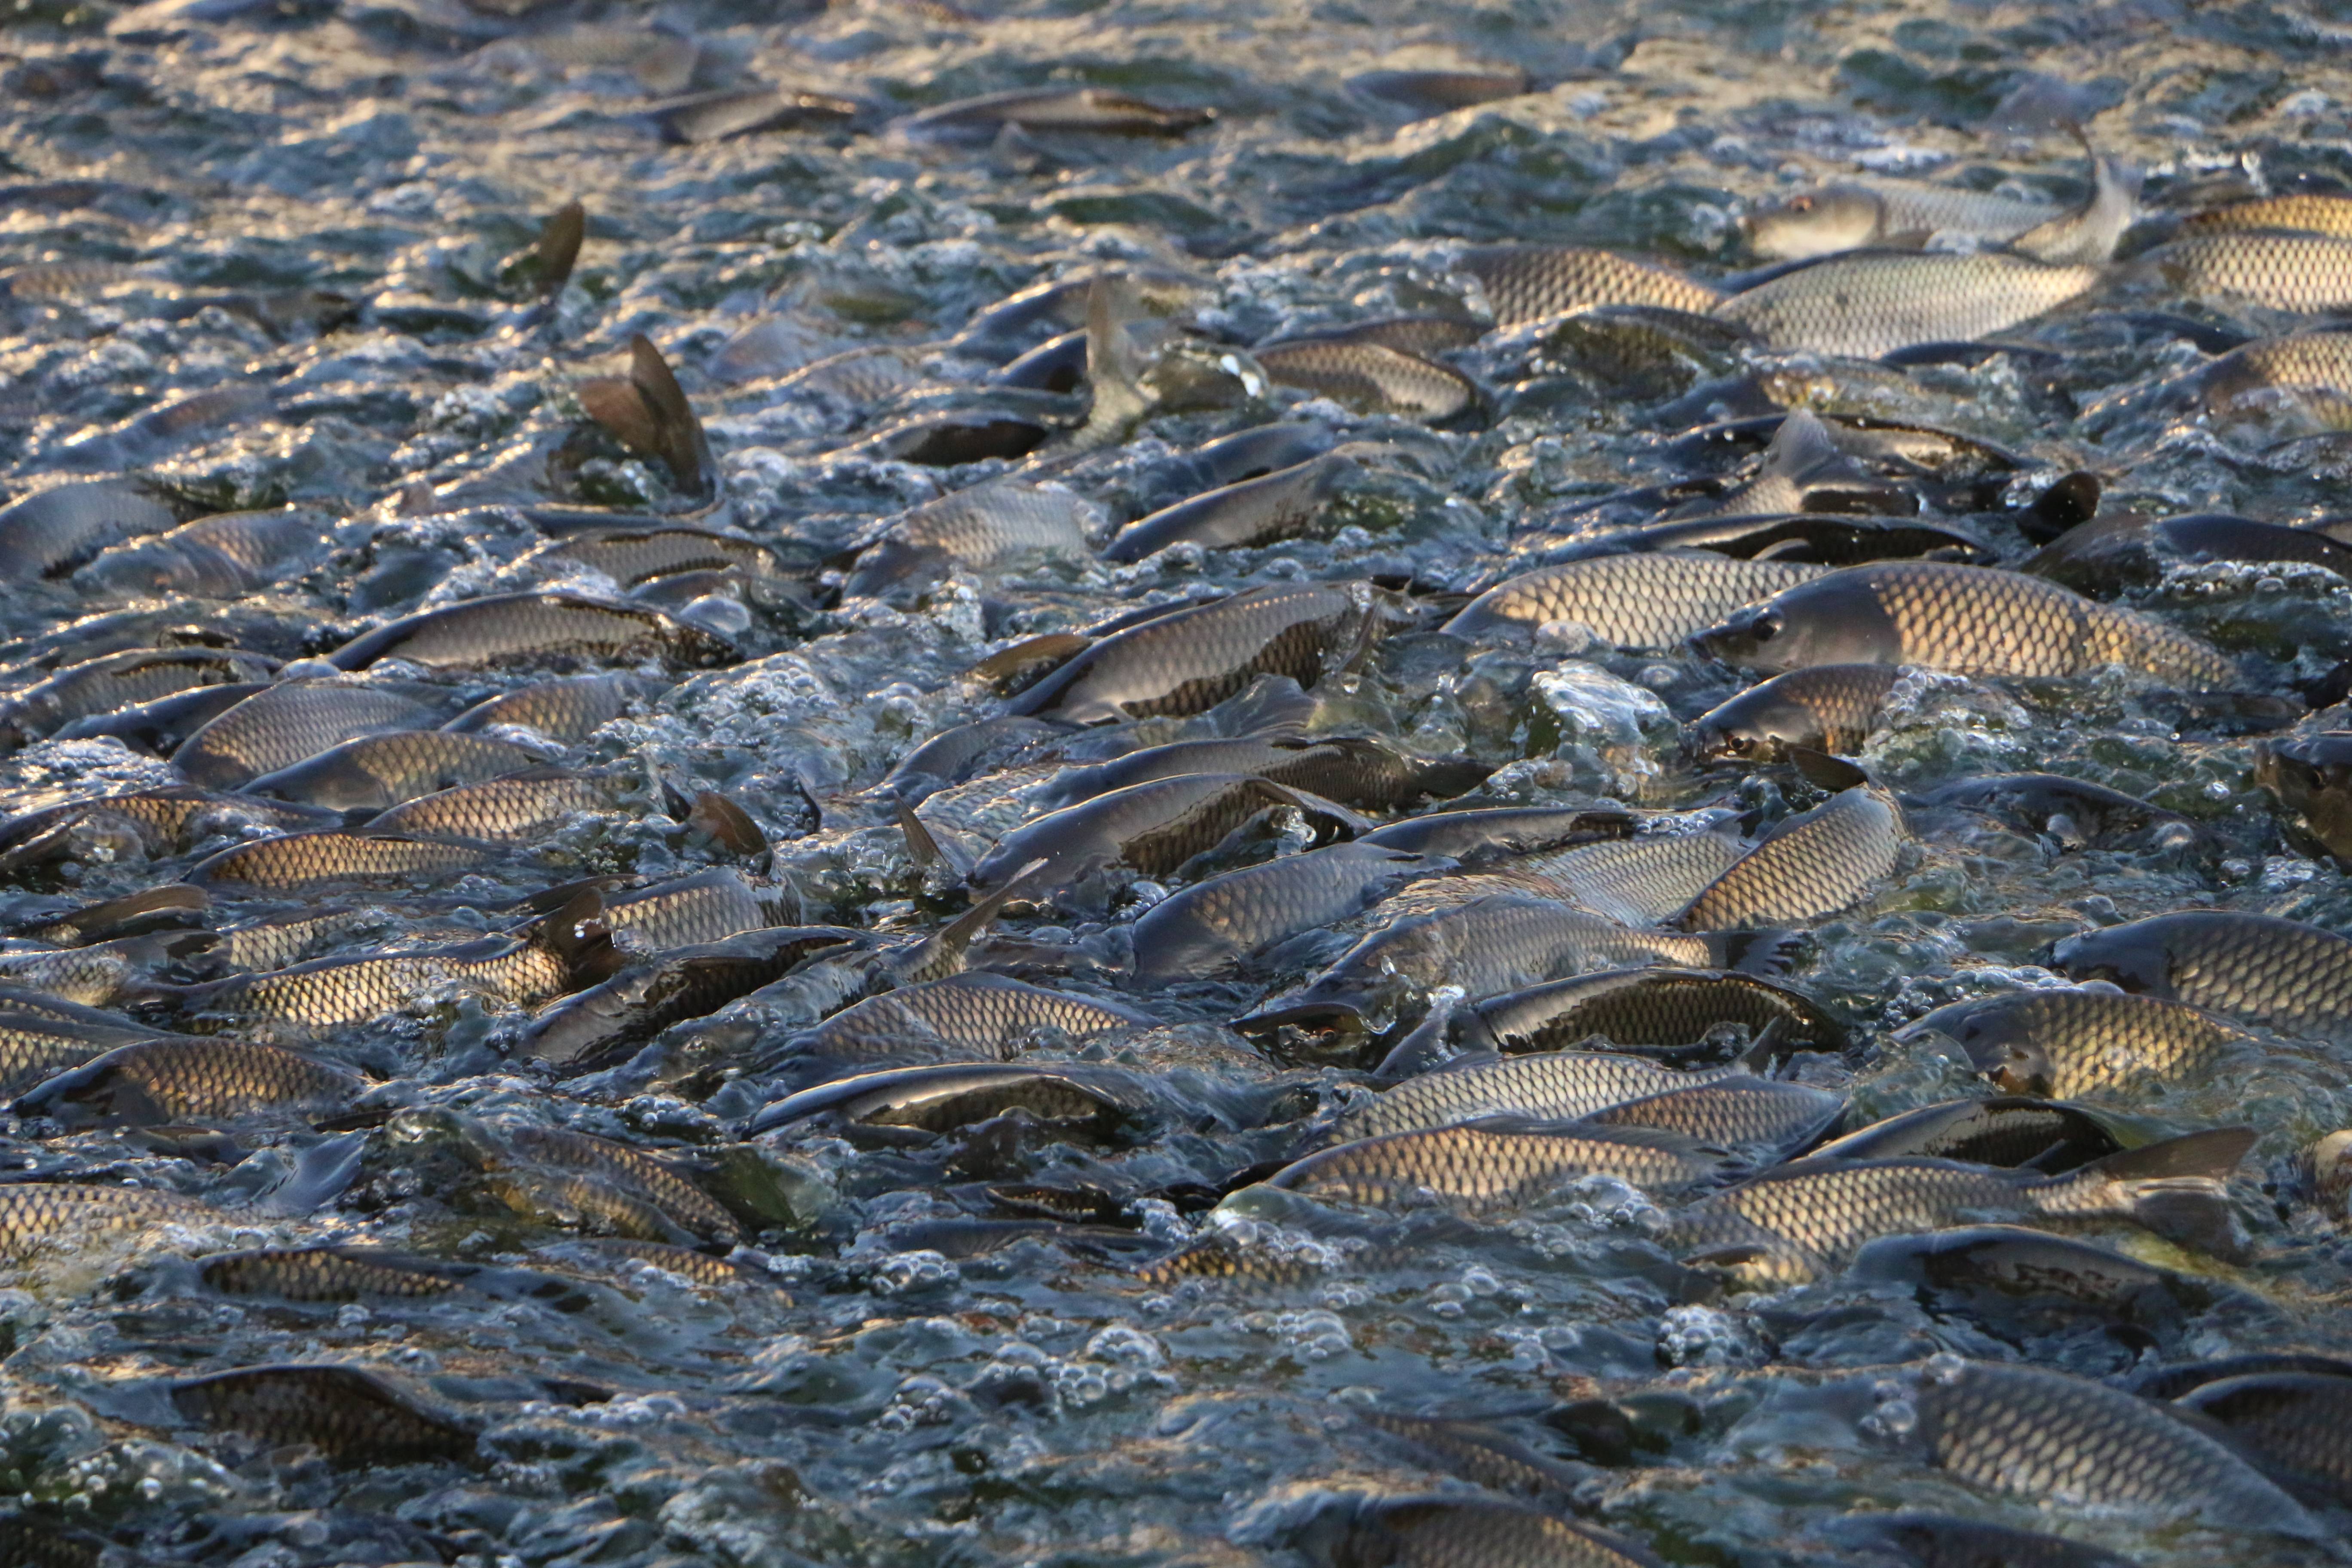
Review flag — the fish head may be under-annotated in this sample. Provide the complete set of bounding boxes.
[1742,186,1884,260]
[2044,924,2171,997]
[1690,579,1900,673]
[1901,998,2054,1096]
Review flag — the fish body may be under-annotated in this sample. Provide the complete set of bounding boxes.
[368,769,626,841]
[444,673,665,742]
[1686,664,1902,763]
[845,482,1096,594]
[1694,561,2238,687]
[1444,551,1827,646]
[1007,581,1405,723]
[242,729,544,813]
[1105,452,1355,562]
[1670,1127,2253,1281]
[1897,986,2251,1098]
[0,479,176,579]
[173,681,438,789]
[15,1037,362,1124]
[1035,735,1484,813]
[1268,1118,1731,1209]
[1457,245,1719,327]
[1712,251,2100,357]
[2049,910,2352,1039]
[163,937,567,1026]
[1253,337,1475,419]
[1335,1048,1729,1141]
[793,973,1151,1062]
[0,647,279,746]
[73,508,325,600]
[523,925,865,1070]
[199,1246,476,1301]
[170,1364,477,1466]
[1675,782,1904,929]
[1470,968,1844,1057]
[327,592,732,673]
[1917,1360,2318,1534]
[1127,841,1430,982]
[2143,231,2352,312]
[187,831,497,892]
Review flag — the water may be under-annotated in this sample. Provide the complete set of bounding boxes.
[5,0,2352,1562]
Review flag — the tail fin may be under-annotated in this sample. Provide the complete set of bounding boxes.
[1732,1015,1792,1074]
[2095,1125,2257,1182]
[2016,136,2140,265]
[895,796,972,878]
[1706,928,1804,975]
[44,884,209,944]
[1061,273,1155,453]
[1760,408,1843,481]
[531,200,585,300]
[897,857,1045,983]
[687,790,768,863]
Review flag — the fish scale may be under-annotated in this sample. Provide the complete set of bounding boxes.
[171,940,567,1026]
[1899,986,2251,1098]
[795,974,1148,1061]
[1335,1049,1730,1140]
[1471,968,1843,1054]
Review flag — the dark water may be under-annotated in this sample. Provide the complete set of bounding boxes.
[4,0,2352,1563]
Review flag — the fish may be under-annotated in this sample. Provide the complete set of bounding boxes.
[1293,1494,1665,1568]
[0,478,177,579]
[844,482,1097,594]
[72,507,326,600]
[15,1037,363,1125]
[1104,452,1357,563]
[1669,1127,2254,1283]
[2169,1372,2352,1506]
[185,830,500,892]
[1746,150,2135,266]
[1848,1225,2263,1333]
[2255,731,2352,864]
[2138,231,2352,312]
[1692,561,2239,687]
[1358,805,1636,861]
[1240,895,1772,1038]
[1501,832,1746,926]
[1583,1076,1843,1155]
[1251,337,1477,420]
[2186,193,2352,239]
[1032,735,1486,813]
[575,334,714,496]
[1455,245,1719,327]
[594,867,790,950]
[649,87,860,144]
[1911,772,2191,850]
[169,1364,478,1466]
[50,679,273,754]
[241,729,546,814]
[1443,551,1828,647]
[1685,664,1904,763]
[326,591,734,673]
[1896,986,2253,1098]
[747,1062,1140,1138]
[1006,581,1411,723]
[2047,910,2352,1040]
[530,525,795,589]
[1266,1118,1733,1209]
[1347,67,1529,114]
[500,199,583,299]
[1711,251,2101,358]
[490,1124,739,1243]
[788,973,1152,1063]
[522,924,866,1070]
[1674,774,1905,929]
[1821,1510,2166,1568]
[1126,842,1432,983]
[2170,333,2352,436]
[199,1245,479,1301]
[1915,1359,2319,1535]
[367,768,631,841]
[0,1181,207,1263]
[0,646,279,747]
[894,87,1213,146]
[962,772,1370,914]
[154,929,587,1028]
[1332,1049,1740,1141]
[1810,1097,2125,1169]
[443,672,666,741]
[0,787,341,870]
[1466,968,1846,1059]
[172,679,443,790]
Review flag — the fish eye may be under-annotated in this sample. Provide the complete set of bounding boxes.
[1748,610,1781,642]
[1789,196,1813,213]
